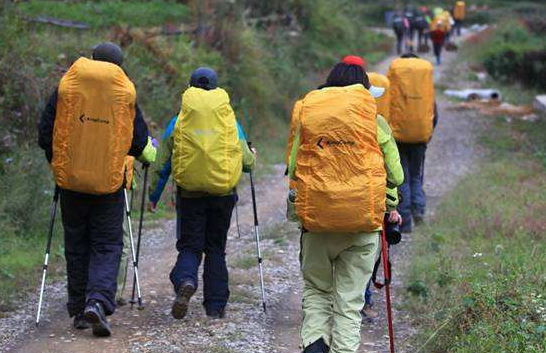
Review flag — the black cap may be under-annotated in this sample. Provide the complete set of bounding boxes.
[189,67,218,90]
[92,42,123,66]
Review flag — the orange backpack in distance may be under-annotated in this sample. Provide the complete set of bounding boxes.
[295,84,386,234]
[52,57,136,195]
[453,1,466,20]
[387,58,434,143]
[368,72,391,120]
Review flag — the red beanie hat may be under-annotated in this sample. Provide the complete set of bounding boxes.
[342,55,366,69]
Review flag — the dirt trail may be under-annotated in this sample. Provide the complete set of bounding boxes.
[2,31,479,353]
[270,31,479,353]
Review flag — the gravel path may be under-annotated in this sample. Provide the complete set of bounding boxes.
[1,29,481,353]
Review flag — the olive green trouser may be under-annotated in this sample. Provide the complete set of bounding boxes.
[300,231,379,353]
[115,215,131,302]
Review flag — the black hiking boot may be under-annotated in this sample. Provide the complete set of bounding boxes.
[73,311,90,330]
[83,300,112,337]
[303,338,330,353]
[206,307,226,319]
[171,281,196,320]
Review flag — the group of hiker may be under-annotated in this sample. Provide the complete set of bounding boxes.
[36,16,437,352]
[392,1,466,64]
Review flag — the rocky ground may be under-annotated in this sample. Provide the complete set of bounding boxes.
[1,30,480,353]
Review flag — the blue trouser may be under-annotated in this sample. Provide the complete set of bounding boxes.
[364,281,372,305]
[170,192,237,312]
[397,143,427,230]
[60,189,124,317]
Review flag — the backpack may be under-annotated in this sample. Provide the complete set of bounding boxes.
[52,57,136,195]
[368,72,391,120]
[387,58,435,143]
[171,87,242,195]
[392,16,404,31]
[453,1,466,20]
[295,84,386,233]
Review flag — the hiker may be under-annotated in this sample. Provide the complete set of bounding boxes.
[362,196,403,321]
[430,18,448,65]
[387,54,437,233]
[37,42,156,337]
[392,12,405,55]
[360,71,402,321]
[287,55,403,353]
[414,7,431,50]
[115,157,135,307]
[453,1,466,36]
[404,6,416,52]
[148,67,256,320]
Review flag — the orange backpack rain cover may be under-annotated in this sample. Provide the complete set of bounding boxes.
[295,84,386,234]
[52,57,136,195]
[387,58,434,143]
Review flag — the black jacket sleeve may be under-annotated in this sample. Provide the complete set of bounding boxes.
[38,89,58,163]
[128,103,149,157]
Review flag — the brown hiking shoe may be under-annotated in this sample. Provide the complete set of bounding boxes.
[361,303,378,319]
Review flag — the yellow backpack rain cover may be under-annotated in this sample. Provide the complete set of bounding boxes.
[172,87,242,195]
[454,1,466,20]
[295,84,386,234]
[387,58,434,143]
[52,57,136,195]
[368,72,391,120]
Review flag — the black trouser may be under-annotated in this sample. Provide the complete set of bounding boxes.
[394,28,404,55]
[170,192,237,312]
[60,189,124,317]
[433,41,444,63]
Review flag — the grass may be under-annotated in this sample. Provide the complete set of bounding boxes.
[403,96,546,353]
[16,0,190,28]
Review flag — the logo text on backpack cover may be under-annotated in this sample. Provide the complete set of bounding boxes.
[316,137,356,149]
[78,114,110,125]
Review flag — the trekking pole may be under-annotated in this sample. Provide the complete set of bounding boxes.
[248,142,267,313]
[124,186,143,311]
[36,186,60,327]
[130,164,149,310]
[380,224,396,353]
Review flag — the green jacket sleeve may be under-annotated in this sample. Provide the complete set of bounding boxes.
[240,139,256,173]
[288,123,301,180]
[386,186,399,211]
[377,115,404,187]
[137,137,157,165]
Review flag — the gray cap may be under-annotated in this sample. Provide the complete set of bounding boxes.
[92,42,123,66]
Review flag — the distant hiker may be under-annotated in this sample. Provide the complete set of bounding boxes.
[430,19,447,65]
[414,7,431,50]
[148,67,256,320]
[360,71,402,321]
[287,55,403,353]
[387,54,437,233]
[115,156,135,306]
[453,0,466,36]
[404,7,416,52]
[392,12,405,55]
[38,42,156,337]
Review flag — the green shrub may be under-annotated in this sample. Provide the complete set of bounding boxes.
[482,21,546,89]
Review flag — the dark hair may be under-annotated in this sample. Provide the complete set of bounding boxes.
[319,63,370,89]
[401,52,419,58]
